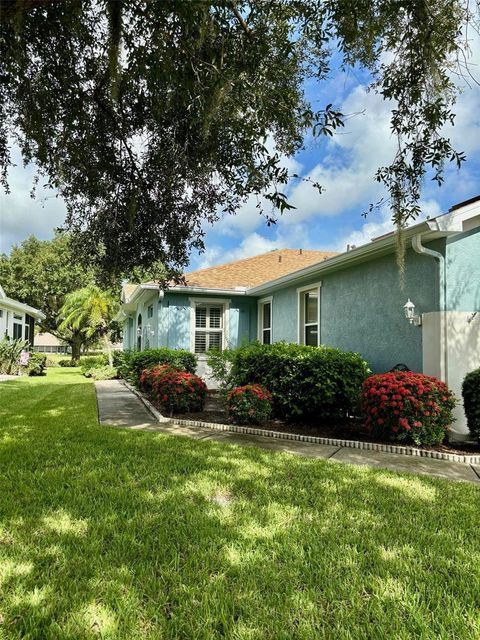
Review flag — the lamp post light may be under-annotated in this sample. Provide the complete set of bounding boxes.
[403,299,422,326]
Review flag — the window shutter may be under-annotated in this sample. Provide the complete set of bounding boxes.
[209,307,222,328]
[208,332,222,351]
[195,306,207,328]
[195,332,207,353]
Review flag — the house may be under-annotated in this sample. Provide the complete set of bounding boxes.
[0,285,45,346]
[118,196,480,440]
[33,332,70,354]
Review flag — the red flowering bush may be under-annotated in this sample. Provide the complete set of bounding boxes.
[140,365,207,414]
[362,372,456,445]
[227,384,272,425]
[139,364,168,394]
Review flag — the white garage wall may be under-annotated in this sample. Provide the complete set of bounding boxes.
[423,311,480,440]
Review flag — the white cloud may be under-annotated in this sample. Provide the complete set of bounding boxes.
[283,85,396,224]
[333,198,443,252]
[212,82,396,238]
[216,39,480,238]
[0,152,67,253]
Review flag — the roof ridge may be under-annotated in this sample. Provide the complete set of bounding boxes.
[185,248,334,277]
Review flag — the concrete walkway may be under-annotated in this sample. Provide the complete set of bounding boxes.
[0,374,18,382]
[96,380,480,484]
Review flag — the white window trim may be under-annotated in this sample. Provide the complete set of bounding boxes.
[13,312,24,341]
[297,281,322,346]
[189,297,230,354]
[257,296,273,344]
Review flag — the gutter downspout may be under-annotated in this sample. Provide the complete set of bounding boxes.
[411,234,447,383]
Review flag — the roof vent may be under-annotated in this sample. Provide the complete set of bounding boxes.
[278,255,282,263]
[299,248,303,255]
[346,244,357,251]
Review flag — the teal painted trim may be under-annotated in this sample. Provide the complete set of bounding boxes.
[445,227,480,311]
[122,316,135,351]
[122,319,129,350]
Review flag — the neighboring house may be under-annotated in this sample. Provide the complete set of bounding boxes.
[118,196,480,439]
[33,332,70,354]
[0,285,46,347]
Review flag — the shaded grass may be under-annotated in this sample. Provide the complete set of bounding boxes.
[0,370,479,639]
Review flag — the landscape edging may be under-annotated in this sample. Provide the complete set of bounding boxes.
[122,380,480,465]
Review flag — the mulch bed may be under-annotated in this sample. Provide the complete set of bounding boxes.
[166,391,480,457]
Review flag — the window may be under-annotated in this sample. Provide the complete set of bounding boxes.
[24,323,30,341]
[258,297,272,344]
[194,304,223,353]
[298,283,321,347]
[13,322,23,340]
[147,304,154,319]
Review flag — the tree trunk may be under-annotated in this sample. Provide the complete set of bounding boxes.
[70,336,83,363]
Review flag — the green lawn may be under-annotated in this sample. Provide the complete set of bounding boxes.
[0,370,478,640]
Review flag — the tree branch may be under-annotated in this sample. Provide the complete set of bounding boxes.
[230,2,253,39]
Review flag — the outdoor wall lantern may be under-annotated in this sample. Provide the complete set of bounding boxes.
[403,299,422,326]
[136,326,142,336]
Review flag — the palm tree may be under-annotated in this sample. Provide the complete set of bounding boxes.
[59,285,118,365]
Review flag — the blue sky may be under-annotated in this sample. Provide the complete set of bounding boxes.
[1,46,479,269]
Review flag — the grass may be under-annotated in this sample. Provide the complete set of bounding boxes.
[0,369,479,640]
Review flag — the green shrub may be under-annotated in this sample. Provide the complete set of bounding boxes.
[0,338,29,374]
[362,372,456,445]
[227,384,272,425]
[112,350,134,379]
[58,359,77,367]
[127,348,197,385]
[462,368,480,443]
[228,342,370,422]
[139,364,206,414]
[27,352,47,376]
[85,365,117,380]
[79,355,108,374]
[45,356,61,367]
[206,348,235,393]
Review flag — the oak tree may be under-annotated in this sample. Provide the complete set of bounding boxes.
[1,0,476,277]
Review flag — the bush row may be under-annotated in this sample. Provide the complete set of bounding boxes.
[207,342,466,446]
[210,342,370,422]
[114,349,197,383]
[78,341,476,447]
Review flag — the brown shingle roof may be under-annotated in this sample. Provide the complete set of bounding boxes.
[181,249,337,289]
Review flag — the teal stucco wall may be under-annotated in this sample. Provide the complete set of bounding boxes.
[445,228,480,311]
[122,227,479,372]
[122,290,160,351]
[258,246,441,373]
[157,292,257,351]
